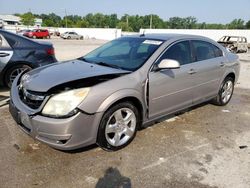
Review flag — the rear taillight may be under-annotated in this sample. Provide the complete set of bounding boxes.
[46,48,55,55]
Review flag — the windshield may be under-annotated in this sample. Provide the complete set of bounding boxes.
[82,37,163,71]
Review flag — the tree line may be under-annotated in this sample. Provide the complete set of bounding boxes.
[16,12,250,32]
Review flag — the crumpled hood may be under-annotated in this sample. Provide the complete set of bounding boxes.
[22,60,130,92]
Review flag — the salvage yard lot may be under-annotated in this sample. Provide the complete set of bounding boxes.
[0,38,250,188]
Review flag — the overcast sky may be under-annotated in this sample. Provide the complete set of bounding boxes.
[1,0,250,23]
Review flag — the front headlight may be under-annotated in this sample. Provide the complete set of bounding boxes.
[42,88,90,117]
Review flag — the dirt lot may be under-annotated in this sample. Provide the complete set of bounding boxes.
[0,38,250,188]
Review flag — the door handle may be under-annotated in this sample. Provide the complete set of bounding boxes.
[220,62,225,67]
[0,52,10,57]
[188,69,197,75]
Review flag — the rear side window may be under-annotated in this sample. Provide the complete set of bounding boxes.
[159,40,192,65]
[192,40,217,61]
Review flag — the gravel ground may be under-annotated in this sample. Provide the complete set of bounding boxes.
[0,38,250,188]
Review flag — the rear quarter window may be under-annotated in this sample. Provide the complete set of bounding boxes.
[212,45,223,57]
[0,34,11,48]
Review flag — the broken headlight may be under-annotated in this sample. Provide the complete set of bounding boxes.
[42,88,90,117]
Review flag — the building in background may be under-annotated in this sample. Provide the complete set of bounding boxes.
[0,15,21,26]
[0,19,3,29]
[0,14,42,28]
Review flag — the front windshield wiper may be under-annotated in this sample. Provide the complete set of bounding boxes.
[78,57,91,63]
[95,62,124,70]
[78,58,126,70]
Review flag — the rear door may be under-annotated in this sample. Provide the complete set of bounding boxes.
[148,40,194,118]
[0,34,13,72]
[190,40,225,103]
[37,30,42,38]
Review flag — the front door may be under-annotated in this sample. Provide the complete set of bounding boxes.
[148,40,194,118]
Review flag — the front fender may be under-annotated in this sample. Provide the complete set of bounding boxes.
[79,88,145,114]
[96,89,144,113]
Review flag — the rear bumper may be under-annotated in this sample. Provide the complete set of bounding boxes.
[9,76,103,150]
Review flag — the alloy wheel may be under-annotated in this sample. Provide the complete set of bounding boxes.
[105,108,136,147]
[221,80,233,104]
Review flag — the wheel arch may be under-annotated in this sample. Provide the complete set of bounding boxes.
[1,61,34,86]
[225,72,235,82]
[95,90,146,125]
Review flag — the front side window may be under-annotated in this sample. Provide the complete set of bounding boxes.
[158,40,192,65]
[192,40,216,61]
[83,37,163,71]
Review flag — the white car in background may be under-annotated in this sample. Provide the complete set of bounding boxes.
[60,31,83,40]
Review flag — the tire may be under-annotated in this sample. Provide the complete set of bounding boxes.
[97,102,139,151]
[33,35,36,39]
[212,77,234,106]
[4,64,32,88]
[80,36,83,40]
[67,36,71,39]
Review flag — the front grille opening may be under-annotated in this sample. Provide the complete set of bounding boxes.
[20,123,31,133]
[19,88,46,109]
[37,135,70,145]
[56,140,68,145]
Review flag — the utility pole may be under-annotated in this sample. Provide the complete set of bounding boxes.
[150,14,153,29]
[65,9,68,28]
[126,15,129,28]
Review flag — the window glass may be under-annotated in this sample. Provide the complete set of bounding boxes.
[212,45,223,57]
[192,40,216,61]
[0,34,11,48]
[159,41,192,65]
[83,37,162,71]
[99,41,131,57]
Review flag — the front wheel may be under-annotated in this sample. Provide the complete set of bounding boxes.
[212,77,234,106]
[97,102,139,151]
[5,64,32,88]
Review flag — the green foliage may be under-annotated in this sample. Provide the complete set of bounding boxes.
[246,20,250,29]
[227,19,245,29]
[18,12,250,31]
[168,16,197,29]
[20,12,35,26]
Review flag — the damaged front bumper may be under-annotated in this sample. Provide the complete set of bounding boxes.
[9,75,103,150]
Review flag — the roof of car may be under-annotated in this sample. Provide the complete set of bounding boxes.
[125,33,209,41]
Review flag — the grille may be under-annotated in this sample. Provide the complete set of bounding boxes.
[19,87,46,109]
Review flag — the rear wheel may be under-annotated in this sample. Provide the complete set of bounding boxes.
[4,64,32,88]
[97,102,139,151]
[212,77,234,106]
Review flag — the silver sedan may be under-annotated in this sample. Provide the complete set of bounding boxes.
[10,34,240,151]
[60,31,83,40]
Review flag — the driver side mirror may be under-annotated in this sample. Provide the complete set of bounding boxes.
[157,59,180,70]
